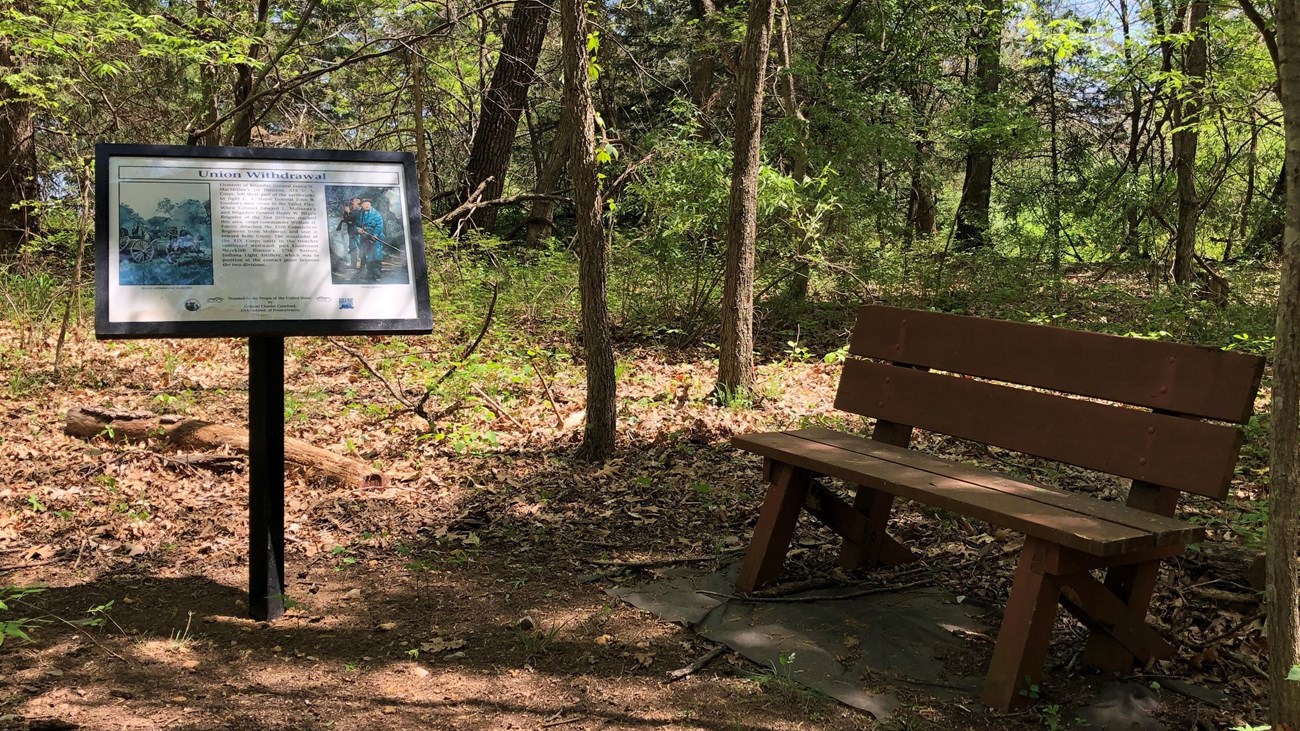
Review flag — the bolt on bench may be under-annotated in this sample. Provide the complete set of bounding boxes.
[733,306,1263,710]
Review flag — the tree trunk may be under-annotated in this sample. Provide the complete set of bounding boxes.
[1047,53,1062,273]
[908,139,938,237]
[1249,162,1287,257]
[412,47,433,220]
[187,0,221,147]
[1172,0,1208,285]
[1120,0,1144,257]
[0,2,37,260]
[688,0,723,137]
[775,1,810,301]
[1269,0,1300,721]
[1232,111,1259,261]
[526,115,571,248]
[953,0,1004,251]
[458,0,552,231]
[228,0,271,147]
[560,0,616,460]
[716,0,777,398]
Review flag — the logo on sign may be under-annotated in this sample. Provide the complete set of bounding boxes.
[339,298,354,310]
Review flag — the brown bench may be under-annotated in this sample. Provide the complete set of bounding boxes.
[733,305,1263,711]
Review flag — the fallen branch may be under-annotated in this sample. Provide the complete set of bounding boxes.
[529,357,565,428]
[434,190,571,226]
[64,407,386,488]
[666,645,727,682]
[582,551,742,569]
[0,559,59,574]
[709,577,937,603]
[469,383,525,430]
[539,716,584,729]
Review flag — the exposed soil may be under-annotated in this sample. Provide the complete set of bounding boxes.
[0,322,1272,730]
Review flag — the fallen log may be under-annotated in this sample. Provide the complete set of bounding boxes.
[1187,541,1267,591]
[65,407,387,488]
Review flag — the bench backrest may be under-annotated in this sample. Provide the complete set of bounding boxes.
[833,306,1265,501]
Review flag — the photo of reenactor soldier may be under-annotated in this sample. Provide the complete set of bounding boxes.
[355,199,385,280]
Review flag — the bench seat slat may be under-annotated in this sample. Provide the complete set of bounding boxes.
[789,428,1202,545]
[734,431,1202,557]
[850,306,1264,423]
[834,358,1243,499]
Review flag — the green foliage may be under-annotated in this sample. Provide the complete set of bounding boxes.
[0,585,46,647]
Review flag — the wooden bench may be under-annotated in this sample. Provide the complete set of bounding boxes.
[733,305,1264,711]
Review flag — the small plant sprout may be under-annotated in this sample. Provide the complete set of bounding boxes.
[170,611,196,649]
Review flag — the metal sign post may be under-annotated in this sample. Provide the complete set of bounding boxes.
[248,335,286,621]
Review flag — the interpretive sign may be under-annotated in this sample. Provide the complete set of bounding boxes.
[95,143,432,338]
[94,143,432,622]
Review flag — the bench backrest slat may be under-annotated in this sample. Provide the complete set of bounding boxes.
[834,358,1245,499]
[849,306,1263,423]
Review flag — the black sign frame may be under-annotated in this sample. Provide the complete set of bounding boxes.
[95,143,433,339]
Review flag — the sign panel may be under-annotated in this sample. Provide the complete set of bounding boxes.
[95,144,433,338]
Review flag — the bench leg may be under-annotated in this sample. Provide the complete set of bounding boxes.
[1059,572,1174,663]
[1081,481,1178,672]
[736,462,811,593]
[981,537,1061,711]
[1079,560,1163,672]
[838,487,916,570]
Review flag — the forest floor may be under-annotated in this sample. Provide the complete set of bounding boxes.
[0,273,1278,730]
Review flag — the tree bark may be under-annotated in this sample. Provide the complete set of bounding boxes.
[187,0,221,147]
[228,0,272,147]
[907,138,938,237]
[953,0,1004,251]
[458,0,552,231]
[0,1,37,260]
[688,0,723,137]
[1269,0,1300,721]
[412,46,433,219]
[716,0,778,398]
[526,114,571,247]
[1119,0,1145,257]
[1172,0,1209,285]
[775,1,810,301]
[64,407,387,488]
[1249,162,1287,257]
[560,0,616,460]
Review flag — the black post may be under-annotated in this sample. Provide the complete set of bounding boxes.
[248,335,286,621]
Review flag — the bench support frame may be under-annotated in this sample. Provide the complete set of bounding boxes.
[734,460,1190,711]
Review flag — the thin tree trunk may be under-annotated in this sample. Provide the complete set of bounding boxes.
[1269,0,1300,721]
[1231,112,1259,261]
[229,0,271,146]
[0,0,37,260]
[1120,0,1144,256]
[188,0,221,147]
[953,0,1004,251]
[526,115,571,247]
[1047,53,1062,273]
[53,164,91,378]
[1249,162,1287,257]
[458,0,552,230]
[716,0,778,398]
[560,0,616,460]
[908,140,938,237]
[688,0,723,137]
[775,1,809,301]
[1172,0,1208,285]
[412,47,433,219]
